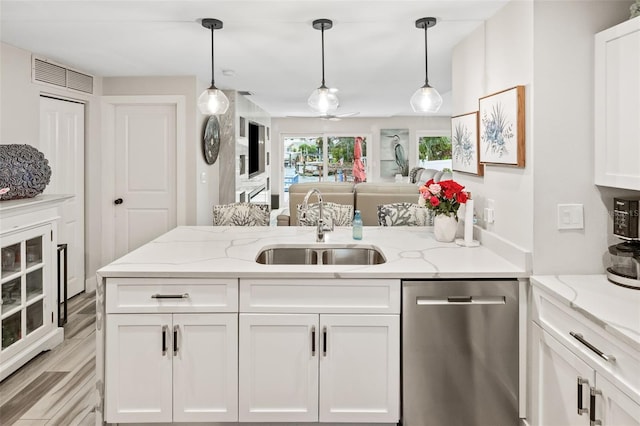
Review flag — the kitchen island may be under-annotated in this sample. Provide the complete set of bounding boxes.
[95,225,530,425]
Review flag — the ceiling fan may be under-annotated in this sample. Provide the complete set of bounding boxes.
[286,111,360,121]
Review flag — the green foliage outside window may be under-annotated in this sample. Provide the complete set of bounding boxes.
[419,136,452,161]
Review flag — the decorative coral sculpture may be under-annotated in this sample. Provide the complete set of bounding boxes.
[0,144,52,201]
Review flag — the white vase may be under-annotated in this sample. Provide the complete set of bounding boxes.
[433,214,458,242]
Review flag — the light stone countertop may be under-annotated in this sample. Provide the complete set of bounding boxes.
[97,225,528,279]
[531,275,640,351]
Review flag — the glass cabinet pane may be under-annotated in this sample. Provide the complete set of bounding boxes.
[1,277,22,313]
[2,311,22,350]
[27,299,44,335]
[1,243,21,278]
[26,268,43,301]
[26,236,42,268]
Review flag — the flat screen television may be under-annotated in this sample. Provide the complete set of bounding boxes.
[248,122,265,177]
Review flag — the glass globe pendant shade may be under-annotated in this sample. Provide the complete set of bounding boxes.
[198,86,230,115]
[410,84,443,113]
[307,85,339,114]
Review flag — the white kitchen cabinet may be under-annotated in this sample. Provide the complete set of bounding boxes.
[318,314,399,423]
[1,196,67,381]
[238,278,400,424]
[594,16,640,190]
[104,278,238,424]
[238,313,319,422]
[530,283,640,426]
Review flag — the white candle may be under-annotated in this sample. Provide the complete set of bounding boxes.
[464,199,474,244]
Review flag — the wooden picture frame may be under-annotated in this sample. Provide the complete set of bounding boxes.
[478,85,525,167]
[451,111,483,176]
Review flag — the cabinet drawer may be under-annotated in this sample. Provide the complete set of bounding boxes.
[106,278,238,313]
[240,279,400,314]
[532,286,640,400]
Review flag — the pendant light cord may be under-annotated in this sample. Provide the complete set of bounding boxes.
[210,26,216,87]
[423,24,429,86]
[320,24,326,87]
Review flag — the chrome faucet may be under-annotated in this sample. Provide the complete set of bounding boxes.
[301,188,333,242]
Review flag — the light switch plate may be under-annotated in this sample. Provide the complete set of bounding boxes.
[557,204,584,229]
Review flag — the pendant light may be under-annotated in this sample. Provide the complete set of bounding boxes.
[308,19,339,114]
[410,17,443,113]
[198,18,230,115]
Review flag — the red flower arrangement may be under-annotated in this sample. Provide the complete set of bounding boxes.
[418,179,469,219]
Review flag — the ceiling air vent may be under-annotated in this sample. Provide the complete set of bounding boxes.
[33,58,66,87]
[67,69,93,93]
[32,56,94,94]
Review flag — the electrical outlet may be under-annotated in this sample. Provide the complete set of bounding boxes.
[557,204,584,229]
[484,199,495,224]
[484,207,495,224]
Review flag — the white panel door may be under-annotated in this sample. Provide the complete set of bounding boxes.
[173,313,238,422]
[114,104,176,258]
[596,374,640,426]
[239,313,319,422]
[105,313,173,423]
[39,96,85,297]
[530,324,593,426]
[319,314,400,423]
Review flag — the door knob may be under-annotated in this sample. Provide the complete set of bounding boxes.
[114,198,123,205]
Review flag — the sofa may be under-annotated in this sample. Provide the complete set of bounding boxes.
[277,169,451,226]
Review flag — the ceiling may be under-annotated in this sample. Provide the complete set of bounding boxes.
[0,0,510,118]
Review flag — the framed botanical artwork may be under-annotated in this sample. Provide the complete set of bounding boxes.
[451,111,483,176]
[478,85,525,167]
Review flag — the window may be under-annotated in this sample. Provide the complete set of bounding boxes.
[418,135,452,171]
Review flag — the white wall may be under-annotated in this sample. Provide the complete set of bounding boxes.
[531,0,636,274]
[452,0,638,274]
[1,42,105,291]
[452,0,535,253]
[271,115,452,200]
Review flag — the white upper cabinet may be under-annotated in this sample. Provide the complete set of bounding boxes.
[594,16,640,190]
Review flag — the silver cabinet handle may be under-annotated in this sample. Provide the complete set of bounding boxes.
[416,296,505,305]
[311,326,316,356]
[161,325,168,356]
[322,326,328,357]
[577,376,589,415]
[570,332,616,362]
[173,325,179,356]
[151,293,190,299]
[590,387,602,426]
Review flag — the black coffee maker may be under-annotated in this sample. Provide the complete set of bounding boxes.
[607,198,640,289]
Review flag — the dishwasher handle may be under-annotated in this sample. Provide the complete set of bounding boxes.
[416,296,506,305]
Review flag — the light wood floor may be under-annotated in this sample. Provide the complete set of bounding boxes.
[0,292,96,425]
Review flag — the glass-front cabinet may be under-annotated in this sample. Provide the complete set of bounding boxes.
[1,223,56,375]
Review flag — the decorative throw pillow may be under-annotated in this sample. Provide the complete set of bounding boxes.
[212,202,270,226]
[296,202,353,227]
[377,202,432,226]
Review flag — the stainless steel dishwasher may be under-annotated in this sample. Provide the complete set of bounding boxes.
[402,279,519,426]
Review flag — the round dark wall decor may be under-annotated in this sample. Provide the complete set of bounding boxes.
[0,144,52,201]
[203,115,221,165]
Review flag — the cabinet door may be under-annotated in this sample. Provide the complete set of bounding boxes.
[173,313,238,422]
[319,314,400,423]
[594,17,640,190]
[1,224,53,362]
[239,313,318,422]
[530,323,592,426]
[105,313,173,423]
[596,374,640,426]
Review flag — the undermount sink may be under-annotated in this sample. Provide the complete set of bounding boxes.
[255,244,386,265]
